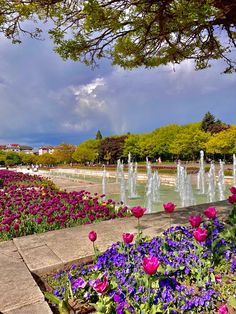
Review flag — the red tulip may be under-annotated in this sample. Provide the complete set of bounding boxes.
[229,186,236,194]
[228,194,236,204]
[193,228,207,242]
[163,202,176,214]
[143,256,160,275]
[218,304,228,314]
[93,276,109,294]
[88,231,97,242]
[204,207,217,219]
[131,206,146,218]
[122,233,134,244]
[189,216,202,228]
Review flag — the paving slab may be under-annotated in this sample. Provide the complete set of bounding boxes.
[3,301,52,314]
[0,241,46,313]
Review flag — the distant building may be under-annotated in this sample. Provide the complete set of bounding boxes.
[4,144,33,154]
[38,145,54,155]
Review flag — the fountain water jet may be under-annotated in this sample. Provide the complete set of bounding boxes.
[217,159,225,201]
[207,162,216,203]
[102,168,107,198]
[197,150,206,194]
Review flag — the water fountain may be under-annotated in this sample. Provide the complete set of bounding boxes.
[127,153,139,198]
[116,159,122,182]
[233,154,236,187]
[146,175,153,213]
[207,162,216,203]
[120,164,126,203]
[217,159,225,201]
[175,160,181,192]
[152,171,161,203]
[197,150,206,194]
[102,168,107,198]
[178,165,195,207]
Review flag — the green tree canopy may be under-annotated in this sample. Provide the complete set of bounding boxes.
[169,123,210,160]
[5,151,22,166]
[19,153,37,165]
[123,134,142,160]
[72,139,100,163]
[0,0,235,72]
[152,124,182,158]
[205,126,236,154]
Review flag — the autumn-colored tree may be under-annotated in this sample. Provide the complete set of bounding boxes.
[52,143,76,164]
[37,153,56,166]
[100,136,127,163]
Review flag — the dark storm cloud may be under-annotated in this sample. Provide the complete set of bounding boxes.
[0,33,235,147]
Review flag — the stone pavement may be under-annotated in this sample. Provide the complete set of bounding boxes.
[0,200,233,314]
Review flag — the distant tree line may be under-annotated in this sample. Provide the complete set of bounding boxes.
[1,114,235,166]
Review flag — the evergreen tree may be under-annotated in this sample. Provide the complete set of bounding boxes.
[95,130,103,140]
[201,112,216,132]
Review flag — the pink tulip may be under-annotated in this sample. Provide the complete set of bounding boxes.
[189,216,202,228]
[228,194,236,204]
[93,276,109,294]
[204,207,217,219]
[218,304,228,314]
[229,186,236,194]
[88,231,97,242]
[131,206,146,218]
[215,274,222,283]
[122,233,134,244]
[163,202,176,214]
[193,228,207,242]
[143,256,160,275]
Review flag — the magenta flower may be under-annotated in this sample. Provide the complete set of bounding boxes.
[189,215,202,228]
[215,274,222,283]
[163,202,176,214]
[228,194,236,204]
[122,233,134,244]
[93,276,109,294]
[193,228,208,242]
[131,206,146,218]
[218,304,228,314]
[229,186,236,194]
[13,223,20,231]
[88,231,97,242]
[143,256,160,275]
[204,207,217,219]
[36,217,42,224]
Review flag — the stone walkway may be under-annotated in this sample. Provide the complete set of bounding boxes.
[0,200,232,313]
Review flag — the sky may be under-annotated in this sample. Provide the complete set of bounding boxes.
[0,27,235,148]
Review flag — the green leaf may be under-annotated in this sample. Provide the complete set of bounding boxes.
[228,296,236,309]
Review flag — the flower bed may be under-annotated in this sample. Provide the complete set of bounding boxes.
[44,198,236,314]
[0,170,129,241]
